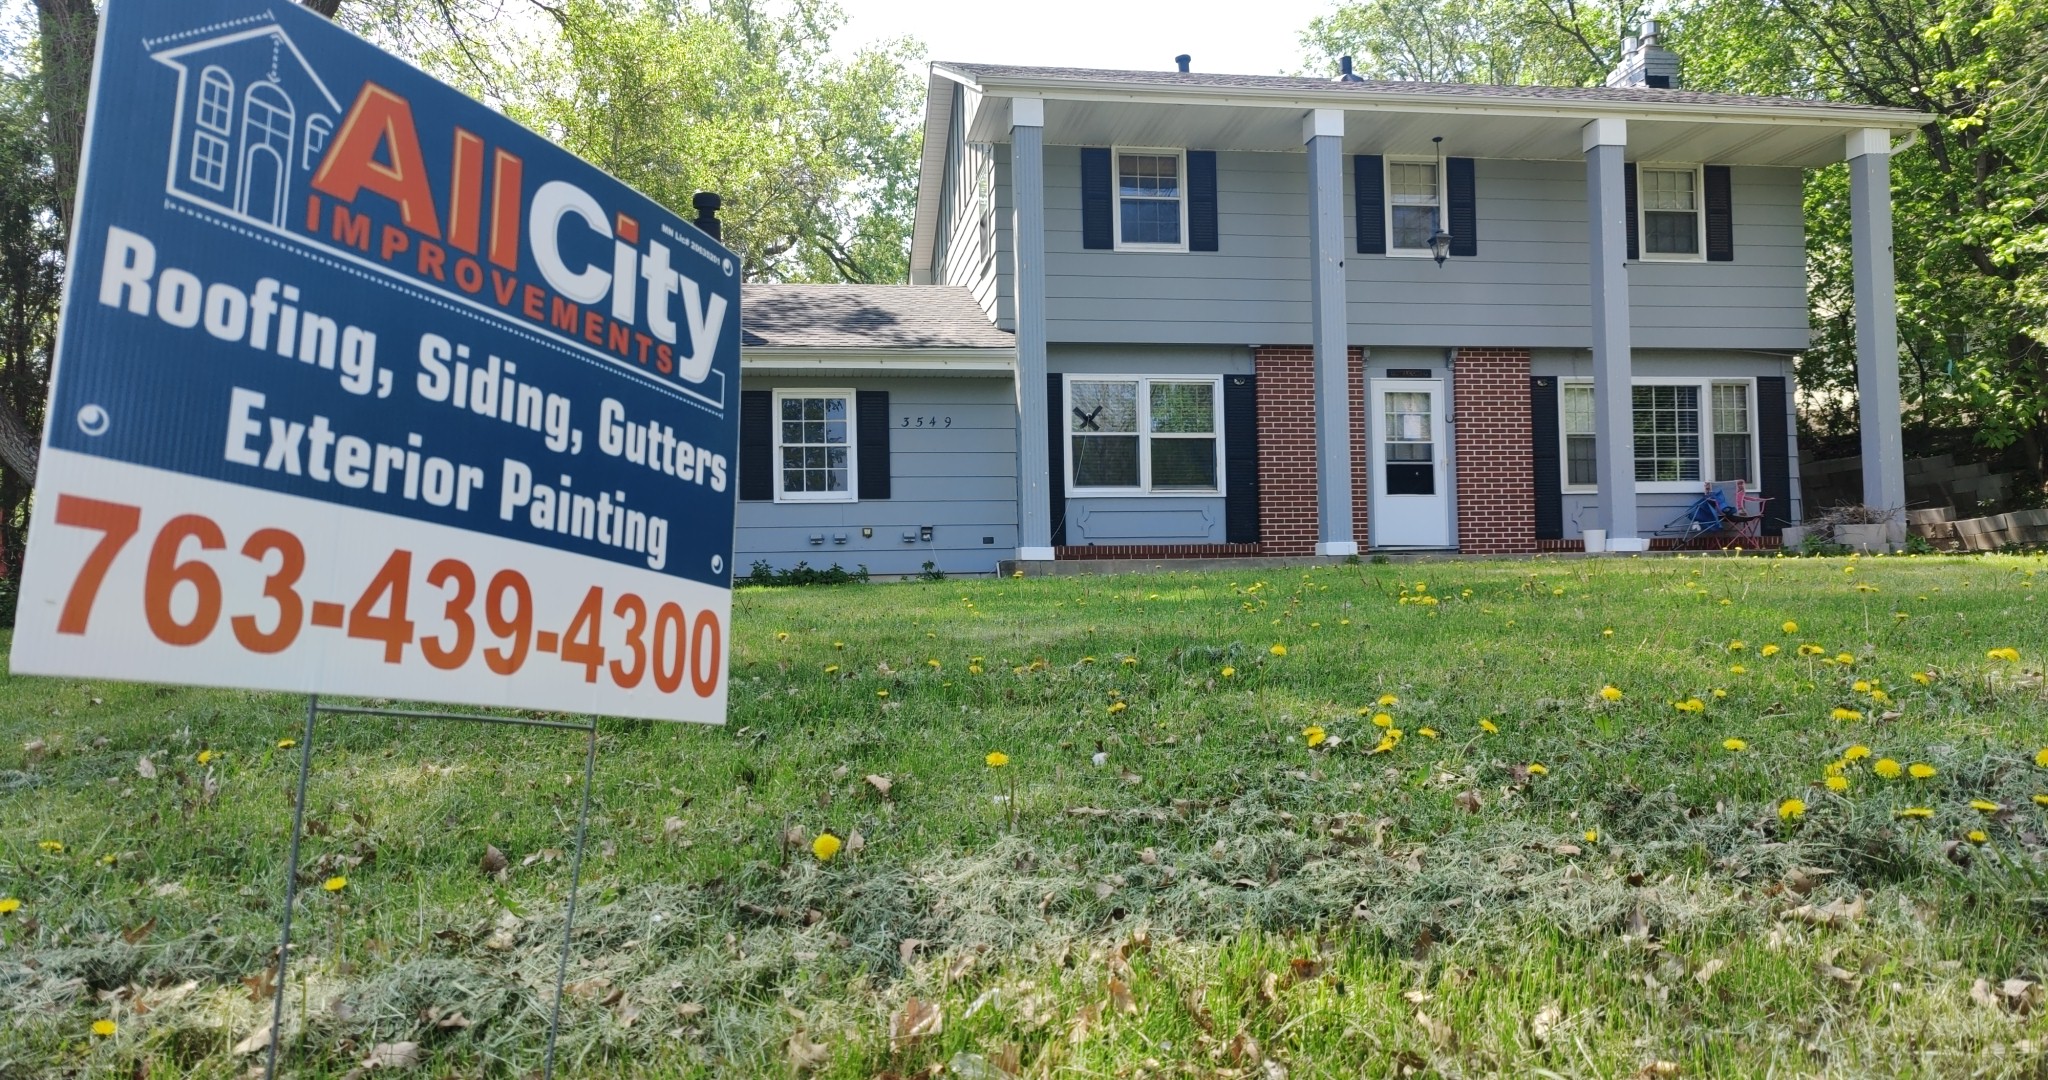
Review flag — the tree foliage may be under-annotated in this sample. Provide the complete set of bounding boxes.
[519,0,922,284]
[1304,0,2048,480]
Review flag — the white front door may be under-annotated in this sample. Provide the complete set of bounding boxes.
[1370,379,1451,548]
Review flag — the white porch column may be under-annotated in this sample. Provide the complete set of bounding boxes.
[1304,108,1356,556]
[1847,128,1906,534]
[1584,118,1637,540]
[1011,97,1053,561]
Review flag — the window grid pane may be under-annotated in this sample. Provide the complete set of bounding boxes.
[1118,153,1182,245]
[1073,435,1139,488]
[1149,382,1215,434]
[1562,385,1595,435]
[1071,381,1138,433]
[1631,385,1701,482]
[776,395,852,497]
[1071,378,1220,492]
[1566,434,1598,486]
[1389,163,1437,204]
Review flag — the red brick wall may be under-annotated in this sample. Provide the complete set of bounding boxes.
[1254,346,1368,555]
[1452,348,1536,554]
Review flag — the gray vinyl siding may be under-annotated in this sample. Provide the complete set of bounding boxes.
[1532,349,1803,538]
[1024,148,1808,352]
[735,376,1017,577]
[1050,345,1248,546]
[930,85,1012,330]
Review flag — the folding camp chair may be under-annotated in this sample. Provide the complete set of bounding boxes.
[1663,480,1769,549]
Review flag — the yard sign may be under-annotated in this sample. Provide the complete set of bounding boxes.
[12,0,740,724]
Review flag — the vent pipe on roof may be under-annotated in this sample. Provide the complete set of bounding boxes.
[1336,55,1364,82]
[1605,22,1680,88]
[1175,53,1190,73]
[692,192,722,242]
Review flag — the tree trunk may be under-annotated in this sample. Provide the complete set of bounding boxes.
[34,0,95,241]
[302,0,344,17]
[0,400,37,489]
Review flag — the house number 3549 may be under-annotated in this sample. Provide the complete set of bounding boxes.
[900,416,952,428]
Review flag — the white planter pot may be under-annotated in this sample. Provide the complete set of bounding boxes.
[1582,529,1606,553]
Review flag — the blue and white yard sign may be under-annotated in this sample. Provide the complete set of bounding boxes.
[12,0,740,723]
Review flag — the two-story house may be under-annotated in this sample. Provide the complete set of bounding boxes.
[734,28,1928,577]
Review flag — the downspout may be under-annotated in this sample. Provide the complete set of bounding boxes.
[1444,347,1458,551]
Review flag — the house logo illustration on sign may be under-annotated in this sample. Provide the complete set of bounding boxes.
[152,19,343,230]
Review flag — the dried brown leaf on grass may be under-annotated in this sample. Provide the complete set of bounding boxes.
[1530,1003,1562,1045]
[1782,894,1865,928]
[1108,977,1137,1015]
[360,1041,421,1069]
[865,774,893,797]
[479,845,507,876]
[891,996,943,1043]
[787,1030,830,1071]
[135,755,156,780]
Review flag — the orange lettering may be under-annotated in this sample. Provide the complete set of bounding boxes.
[313,83,443,239]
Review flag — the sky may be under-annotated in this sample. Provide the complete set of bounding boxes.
[833,0,1339,78]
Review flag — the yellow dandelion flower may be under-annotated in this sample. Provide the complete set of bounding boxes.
[1722,738,1747,752]
[876,689,889,699]
[967,664,983,675]
[1303,726,1327,748]
[1730,665,1747,674]
[812,833,843,861]
[1340,618,1352,626]
[1674,698,1705,713]
[1869,689,1892,705]
[1778,798,1806,821]
[1782,621,1800,634]
[1378,693,1399,706]
[1728,640,1746,651]
[1830,707,1862,721]
[1418,727,1439,739]
[196,749,216,765]
[1825,760,1847,777]
[1220,666,1236,678]
[1712,688,1728,699]
[1600,685,1624,702]
[1911,671,1932,685]
[37,840,62,854]
[1371,738,1396,754]
[1835,653,1855,666]
[2032,794,2048,806]
[92,1020,116,1037]
[1844,745,1871,761]
[2035,748,2048,768]
[1873,758,1903,779]
[1908,763,1936,779]
[833,641,845,650]
[0,898,21,915]
[1526,763,1549,776]
[1825,775,1850,793]
[1107,701,1127,715]
[985,751,1009,768]
[1971,799,2001,813]
[1852,680,1871,693]
[1584,829,1599,843]
[1967,830,1989,845]
[1080,656,1096,665]
[277,739,297,749]
[824,664,840,674]
[1123,656,1139,667]
[1269,644,1288,657]
[1988,648,2021,662]
[1897,807,1933,819]
[1373,712,1394,728]
[98,854,116,866]
[322,876,347,892]
[1761,644,1782,657]
[1602,628,1615,638]
[1480,719,1499,734]
[927,659,942,669]
[1798,644,1825,657]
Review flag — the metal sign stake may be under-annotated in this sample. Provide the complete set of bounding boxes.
[264,693,321,1080]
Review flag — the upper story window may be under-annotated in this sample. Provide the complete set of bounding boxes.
[1386,159,1441,255]
[775,390,856,502]
[1068,376,1221,494]
[1638,165,1702,259]
[1114,148,1186,250]
[197,67,233,133]
[1560,379,1755,492]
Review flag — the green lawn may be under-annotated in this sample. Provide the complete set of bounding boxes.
[4,552,2048,1078]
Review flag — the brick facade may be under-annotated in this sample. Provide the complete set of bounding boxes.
[1253,346,1368,555]
[1451,348,1537,554]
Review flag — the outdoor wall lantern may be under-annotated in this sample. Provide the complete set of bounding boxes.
[1428,135,1453,267]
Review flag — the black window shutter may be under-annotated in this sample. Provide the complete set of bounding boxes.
[1530,376,1563,540]
[739,389,773,501]
[1756,376,1792,536]
[1355,154,1385,254]
[1187,150,1218,252]
[1623,162,1640,261]
[856,390,890,500]
[1046,372,1067,545]
[1446,156,1477,257]
[1224,374,1259,544]
[1704,164,1734,262]
[1081,148,1113,250]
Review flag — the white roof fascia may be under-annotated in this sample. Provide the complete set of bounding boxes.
[742,348,1015,374]
[942,67,1929,132]
[910,69,961,281]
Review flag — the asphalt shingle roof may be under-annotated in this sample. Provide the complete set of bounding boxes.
[741,285,1012,350]
[937,61,1905,115]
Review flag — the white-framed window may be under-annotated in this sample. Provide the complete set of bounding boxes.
[197,67,234,133]
[1112,148,1187,251]
[1066,376,1222,495]
[774,390,856,502]
[1559,378,1756,493]
[1637,164,1703,260]
[1385,158,1442,256]
[190,132,229,190]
